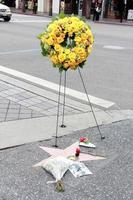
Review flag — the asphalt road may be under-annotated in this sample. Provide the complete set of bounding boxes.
[0,14,133,109]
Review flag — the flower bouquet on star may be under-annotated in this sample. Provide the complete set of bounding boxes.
[38,14,94,71]
[79,137,96,148]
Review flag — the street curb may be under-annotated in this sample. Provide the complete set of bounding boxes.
[96,20,133,27]
[0,65,115,110]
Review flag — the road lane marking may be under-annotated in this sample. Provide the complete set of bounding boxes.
[11,20,51,23]
[0,49,40,55]
[0,65,115,109]
[103,45,124,50]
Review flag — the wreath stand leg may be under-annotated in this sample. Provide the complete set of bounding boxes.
[60,71,67,128]
[78,67,105,140]
[54,71,62,147]
[54,68,105,147]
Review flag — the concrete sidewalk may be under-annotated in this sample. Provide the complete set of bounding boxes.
[11,8,133,27]
[0,72,133,150]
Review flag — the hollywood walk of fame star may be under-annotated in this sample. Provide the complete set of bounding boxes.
[34,142,105,167]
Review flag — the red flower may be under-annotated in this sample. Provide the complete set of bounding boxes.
[76,147,80,154]
[79,137,89,143]
[75,147,80,157]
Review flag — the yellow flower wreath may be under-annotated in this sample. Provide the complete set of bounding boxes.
[38,15,94,71]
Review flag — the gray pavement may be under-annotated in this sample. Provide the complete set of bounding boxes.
[0,119,133,199]
[0,72,133,199]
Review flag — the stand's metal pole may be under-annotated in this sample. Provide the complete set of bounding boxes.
[54,71,62,147]
[61,71,66,128]
[78,67,105,140]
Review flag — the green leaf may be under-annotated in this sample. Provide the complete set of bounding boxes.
[79,61,86,68]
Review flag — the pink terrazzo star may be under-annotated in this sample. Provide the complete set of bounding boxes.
[34,142,105,167]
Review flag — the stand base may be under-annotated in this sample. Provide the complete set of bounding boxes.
[60,124,66,128]
[52,144,58,148]
[101,136,105,140]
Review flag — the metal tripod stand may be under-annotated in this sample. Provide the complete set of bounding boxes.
[54,68,105,147]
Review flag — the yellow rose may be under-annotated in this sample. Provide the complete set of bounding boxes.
[65,49,70,55]
[50,32,56,38]
[58,53,66,62]
[46,37,54,45]
[90,35,94,44]
[57,36,64,44]
[69,63,77,70]
[54,44,63,52]
[64,62,69,69]
[75,36,82,43]
[69,59,76,66]
[87,45,93,55]
[50,55,59,64]
[69,52,76,61]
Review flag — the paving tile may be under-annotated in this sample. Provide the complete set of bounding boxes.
[11,87,25,92]
[20,108,32,114]
[28,106,43,112]
[10,94,27,101]
[19,113,32,119]
[0,98,9,103]
[3,89,22,95]
[0,93,9,97]
[9,104,21,109]
[17,102,32,107]
[35,103,55,110]
[45,100,57,105]
[0,113,6,118]
[31,113,45,118]
[29,97,45,104]
[6,117,18,121]
[0,88,7,92]
[0,79,83,122]
[6,111,18,116]
[0,84,9,90]
[7,96,20,102]
[0,102,9,106]
[7,109,20,114]
[0,118,4,122]
[35,96,48,101]
[20,92,36,98]
[0,96,5,100]
[0,103,9,109]
[0,108,7,112]
[41,111,53,116]
[70,110,83,114]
